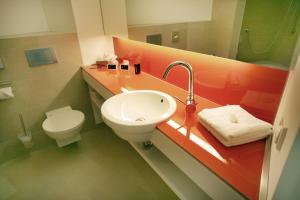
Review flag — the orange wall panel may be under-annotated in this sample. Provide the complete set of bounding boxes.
[113,37,288,123]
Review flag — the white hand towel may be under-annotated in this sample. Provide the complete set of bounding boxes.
[0,87,14,100]
[198,105,272,146]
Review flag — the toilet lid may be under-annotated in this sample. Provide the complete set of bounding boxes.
[42,110,85,133]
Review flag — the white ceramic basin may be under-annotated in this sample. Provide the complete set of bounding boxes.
[101,90,177,142]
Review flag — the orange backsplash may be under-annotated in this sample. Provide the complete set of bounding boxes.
[113,37,288,123]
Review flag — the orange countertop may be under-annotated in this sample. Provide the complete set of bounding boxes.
[83,66,265,200]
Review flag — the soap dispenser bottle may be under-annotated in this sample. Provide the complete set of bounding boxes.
[134,63,141,74]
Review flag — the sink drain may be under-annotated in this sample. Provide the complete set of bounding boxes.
[135,117,146,122]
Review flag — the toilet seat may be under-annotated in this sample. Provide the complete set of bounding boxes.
[42,110,85,134]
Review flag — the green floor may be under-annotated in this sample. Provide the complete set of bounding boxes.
[0,124,178,200]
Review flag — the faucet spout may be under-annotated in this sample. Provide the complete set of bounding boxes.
[162,61,195,106]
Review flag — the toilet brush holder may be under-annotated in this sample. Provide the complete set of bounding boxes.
[18,113,33,148]
[18,131,34,148]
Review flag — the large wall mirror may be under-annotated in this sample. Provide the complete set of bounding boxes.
[126,0,300,70]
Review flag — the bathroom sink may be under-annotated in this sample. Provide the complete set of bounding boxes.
[101,90,177,142]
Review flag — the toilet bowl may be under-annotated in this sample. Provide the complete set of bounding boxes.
[42,106,85,147]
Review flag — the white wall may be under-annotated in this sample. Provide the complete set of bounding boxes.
[0,0,49,36]
[71,0,128,65]
[186,21,215,54]
[42,0,76,33]
[71,0,108,65]
[0,0,77,38]
[126,0,213,26]
[268,52,300,199]
[100,0,128,38]
[185,0,244,57]
[228,0,246,59]
[210,0,243,58]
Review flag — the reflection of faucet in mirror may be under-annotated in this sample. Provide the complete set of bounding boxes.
[162,61,195,108]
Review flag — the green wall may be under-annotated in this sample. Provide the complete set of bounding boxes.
[237,0,300,68]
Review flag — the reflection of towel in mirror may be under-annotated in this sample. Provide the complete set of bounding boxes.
[0,87,14,100]
[198,105,272,147]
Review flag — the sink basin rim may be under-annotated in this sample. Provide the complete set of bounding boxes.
[101,90,177,127]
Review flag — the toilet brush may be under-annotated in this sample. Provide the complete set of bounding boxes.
[18,113,33,148]
[19,113,28,136]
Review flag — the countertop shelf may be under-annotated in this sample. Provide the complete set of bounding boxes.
[82,66,266,200]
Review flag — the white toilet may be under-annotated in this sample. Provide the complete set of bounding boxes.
[42,106,85,147]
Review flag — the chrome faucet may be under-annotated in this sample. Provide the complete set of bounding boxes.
[162,61,195,106]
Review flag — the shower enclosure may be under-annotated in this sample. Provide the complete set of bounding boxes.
[237,0,300,69]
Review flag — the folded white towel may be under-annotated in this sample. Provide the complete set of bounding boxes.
[198,105,272,146]
[0,87,14,100]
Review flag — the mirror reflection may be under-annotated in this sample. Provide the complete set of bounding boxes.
[126,0,300,69]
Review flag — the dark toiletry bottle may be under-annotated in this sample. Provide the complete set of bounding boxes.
[107,64,116,69]
[120,64,129,70]
[134,63,141,74]
[120,60,129,70]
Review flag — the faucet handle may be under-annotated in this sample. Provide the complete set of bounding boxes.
[175,96,198,106]
[175,96,197,113]
[174,96,186,105]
